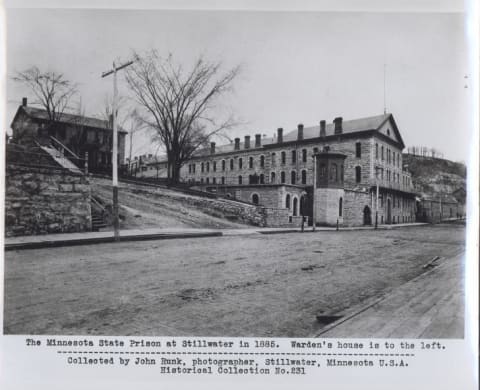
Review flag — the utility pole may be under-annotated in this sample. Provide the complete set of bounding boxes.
[129,129,134,176]
[312,153,317,231]
[101,59,134,241]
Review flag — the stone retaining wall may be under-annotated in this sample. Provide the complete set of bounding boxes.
[5,164,92,236]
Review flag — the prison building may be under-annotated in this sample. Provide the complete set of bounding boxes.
[180,113,417,227]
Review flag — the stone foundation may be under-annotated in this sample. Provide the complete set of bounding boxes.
[315,188,345,226]
[5,165,92,236]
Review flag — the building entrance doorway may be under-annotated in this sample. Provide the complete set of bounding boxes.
[363,206,372,225]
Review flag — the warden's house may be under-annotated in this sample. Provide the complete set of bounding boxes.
[181,113,417,227]
[10,98,127,174]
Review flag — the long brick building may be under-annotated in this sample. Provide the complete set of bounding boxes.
[182,113,416,227]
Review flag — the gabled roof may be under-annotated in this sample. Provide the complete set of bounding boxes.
[192,113,405,157]
[283,113,404,147]
[11,105,128,134]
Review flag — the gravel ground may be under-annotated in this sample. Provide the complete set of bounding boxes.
[4,224,465,337]
[92,178,251,230]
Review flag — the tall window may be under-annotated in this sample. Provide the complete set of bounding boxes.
[271,172,276,183]
[252,194,259,205]
[339,197,343,216]
[192,164,196,173]
[293,198,298,216]
[319,164,326,177]
[302,149,307,163]
[281,171,286,183]
[206,162,210,172]
[355,142,361,158]
[206,177,209,184]
[330,163,338,181]
[392,152,395,166]
[281,151,286,165]
[375,143,379,159]
[301,170,307,184]
[221,176,225,184]
[213,161,217,172]
[212,177,216,184]
[291,150,296,164]
[260,155,265,168]
[230,159,234,170]
[291,171,296,184]
[201,162,204,173]
[285,194,291,209]
[271,152,276,166]
[260,174,265,184]
[381,146,384,160]
[239,158,243,169]
[249,156,253,169]
[188,164,192,174]
[355,166,361,183]
[222,160,226,171]
[340,165,344,181]
[238,175,243,184]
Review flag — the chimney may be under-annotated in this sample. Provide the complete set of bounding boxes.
[22,97,27,107]
[333,117,343,134]
[210,142,216,154]
[277,128,283,143]
[234,137,240,150]
[320,120,326,137]
[297,124,304,140]
[244,135,251,149]
[255,134,261,148]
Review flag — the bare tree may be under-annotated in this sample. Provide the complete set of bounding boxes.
[125,50,240,184]
[13,66,78,123]
[98,94,128,123]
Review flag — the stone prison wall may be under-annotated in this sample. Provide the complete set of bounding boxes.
[5,164,92,236]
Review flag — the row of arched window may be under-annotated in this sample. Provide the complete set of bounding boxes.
[271,148,310,166]
[188,146,320,176]
[270,169,308,185]
[285,194,300,217]
[188,155,266,174]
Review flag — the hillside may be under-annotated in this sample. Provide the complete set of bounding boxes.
[91,177,255,230]
[402,154,466,197]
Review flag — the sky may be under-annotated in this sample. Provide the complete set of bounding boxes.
[5,8,471,162]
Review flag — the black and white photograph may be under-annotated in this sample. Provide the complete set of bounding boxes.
[0,0,478,390]
[1,3,478,388]
[2,3,472,339]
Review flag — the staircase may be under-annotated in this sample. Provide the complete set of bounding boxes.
[91,195,108,231]
[35,136,85,174]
